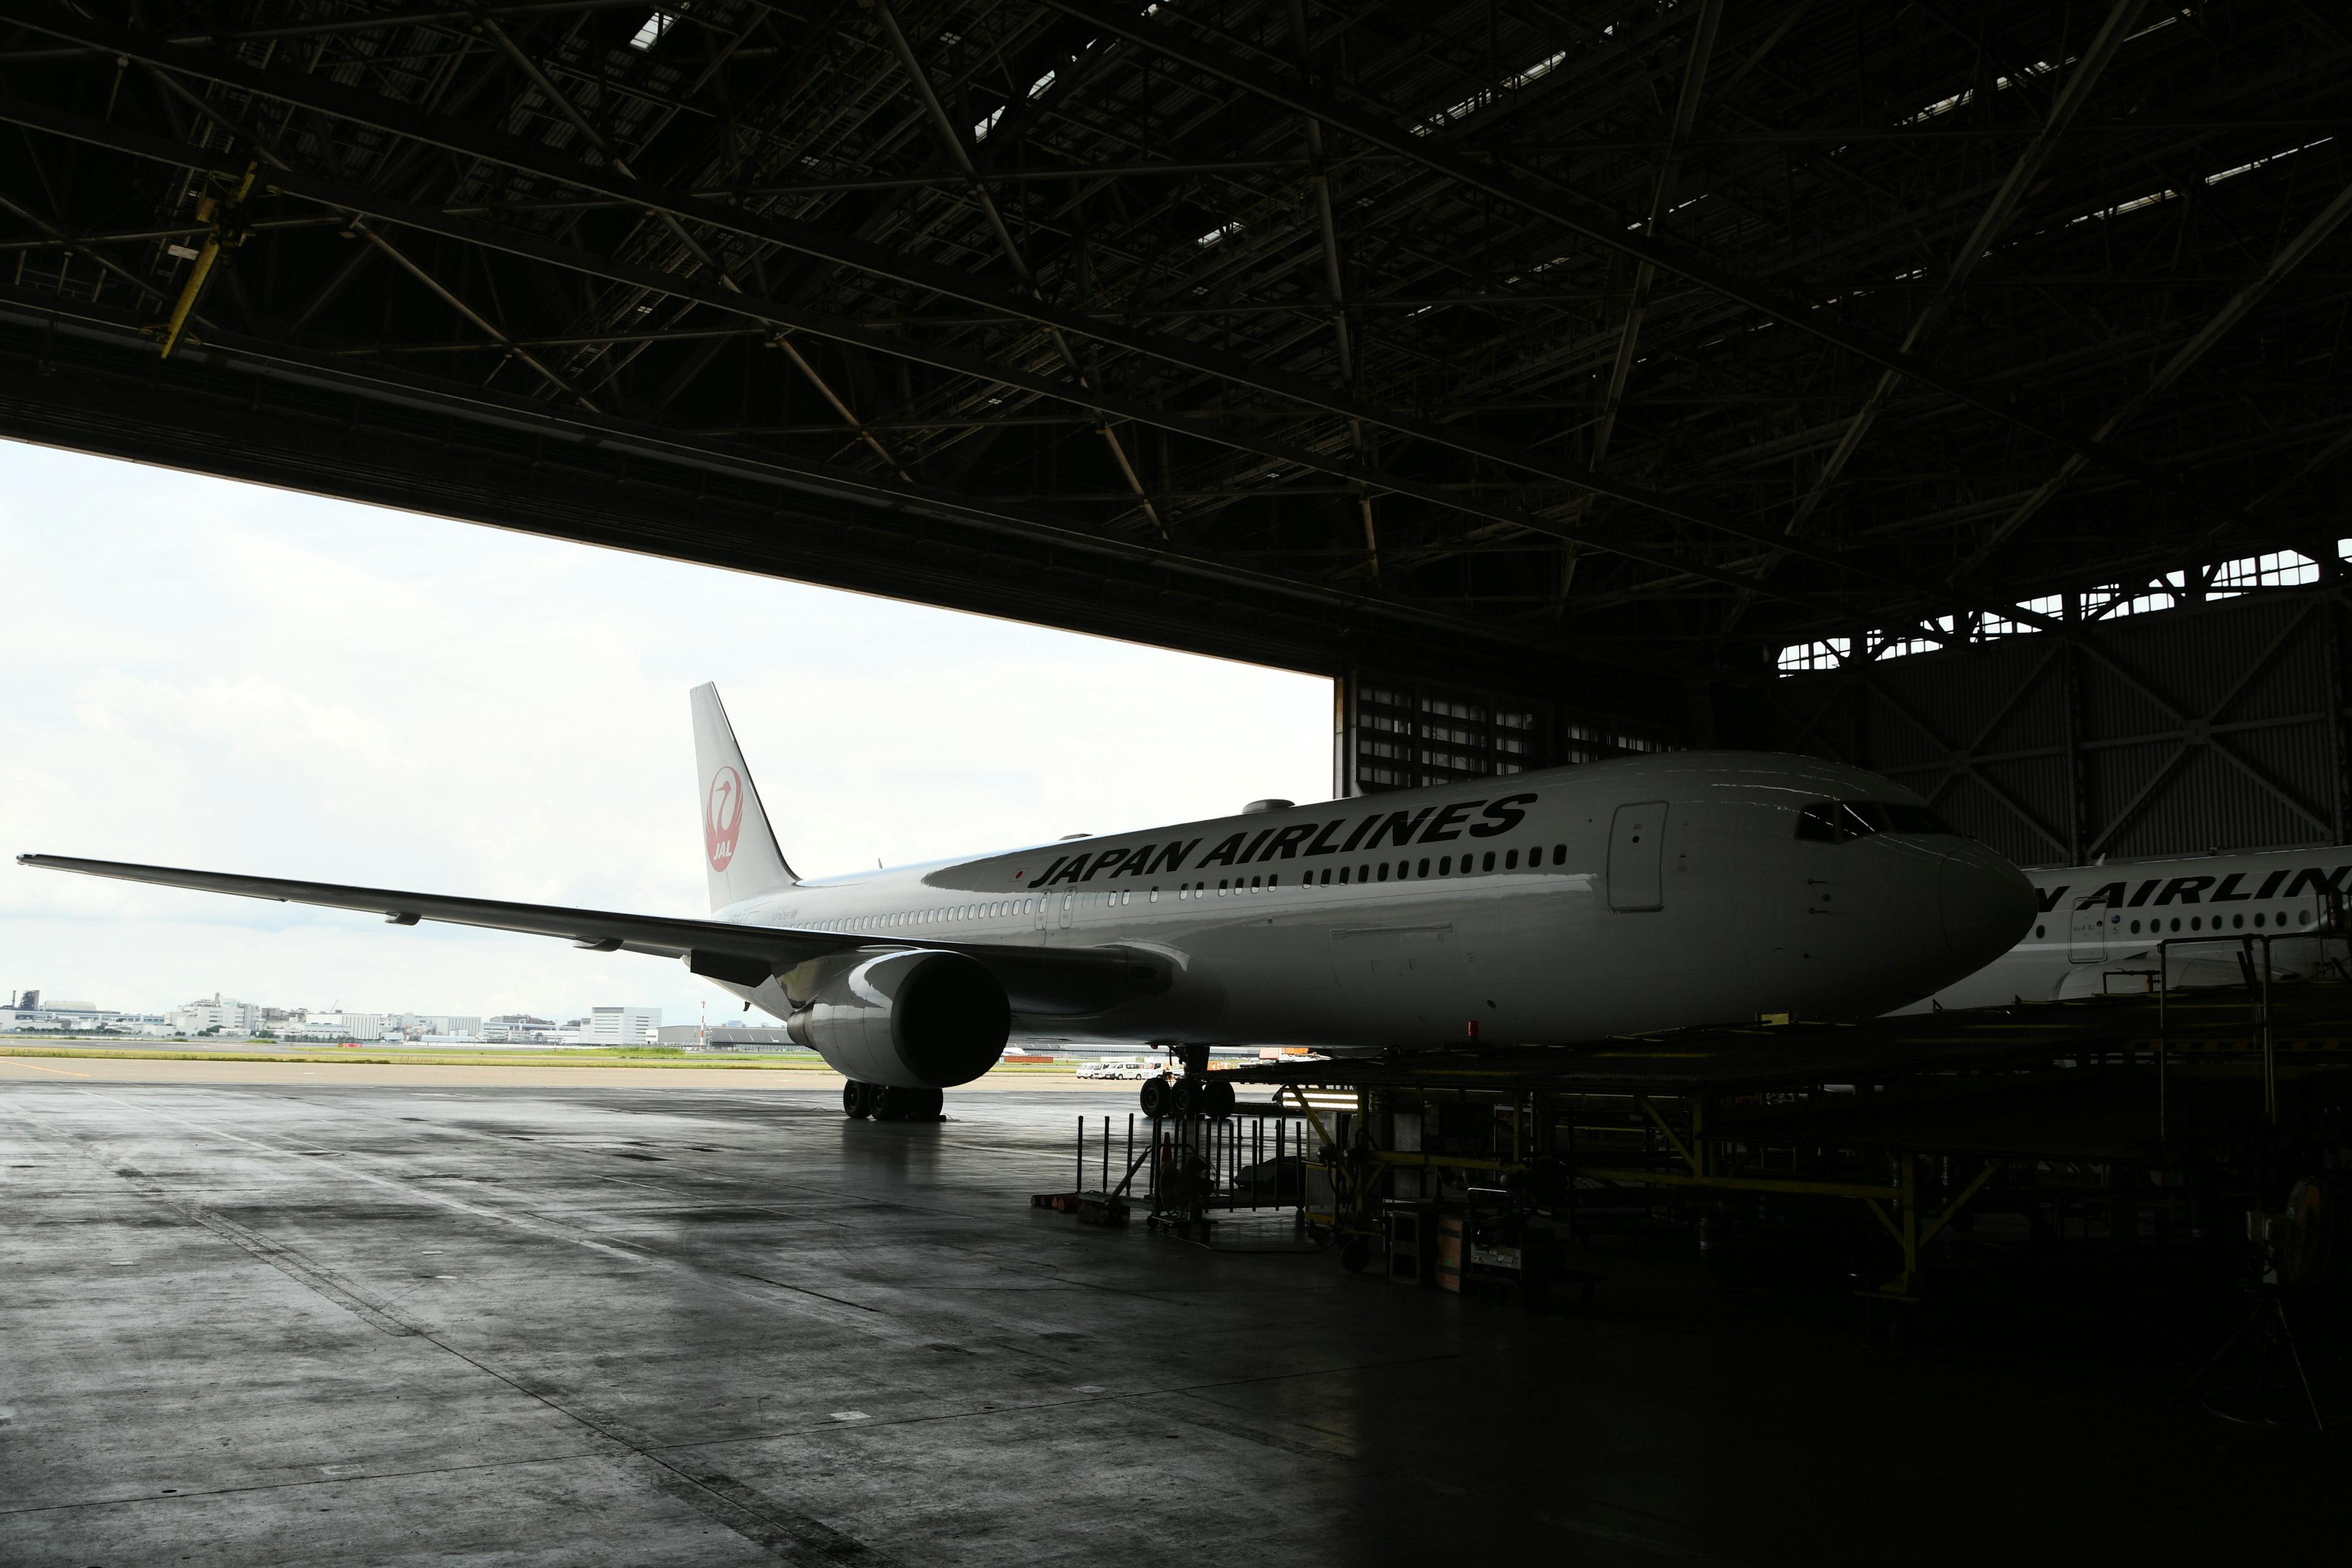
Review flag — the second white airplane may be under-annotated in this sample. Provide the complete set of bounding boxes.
[21,684,2035,1116]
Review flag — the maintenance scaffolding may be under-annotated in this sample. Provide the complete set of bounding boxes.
[1219,973,2352,1303]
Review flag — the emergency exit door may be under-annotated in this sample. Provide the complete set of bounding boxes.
[1608,801,1667,911]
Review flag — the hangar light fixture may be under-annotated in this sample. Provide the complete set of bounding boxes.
[628,11,673,51]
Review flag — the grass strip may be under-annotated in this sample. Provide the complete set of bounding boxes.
[0,1044,1079,1073]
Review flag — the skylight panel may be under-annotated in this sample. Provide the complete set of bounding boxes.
[2087,572,2185,620]
[2209,551,2318,597]
[1413,48,1570,135]
[2068,187,2177,225]
[2207,137,2333,187]
[1197,221,1243,248]
[973,105,1006,141]
[1902,56,2070,124]
[1979,596,2063,637]
[1876,617,1954,661]
[1776,638,1851,673]
[628,11,673,51]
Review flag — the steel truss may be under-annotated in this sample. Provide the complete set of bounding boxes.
[0,1,2345,727]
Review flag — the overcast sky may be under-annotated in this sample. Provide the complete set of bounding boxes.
[1,440,1331,1022]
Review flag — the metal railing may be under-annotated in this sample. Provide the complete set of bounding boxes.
[1070,1101,1311,1226]
[2152,923,2341,1129]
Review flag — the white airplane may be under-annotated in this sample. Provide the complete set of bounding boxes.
[1915,845,2349,1010]
[20,684,2034,1118]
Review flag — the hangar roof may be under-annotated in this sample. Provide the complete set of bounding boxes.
[0,1,2344,699]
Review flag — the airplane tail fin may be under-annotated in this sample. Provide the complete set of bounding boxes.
[690,683,797,911]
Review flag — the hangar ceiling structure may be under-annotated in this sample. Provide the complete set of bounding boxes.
[0,1,2346,811]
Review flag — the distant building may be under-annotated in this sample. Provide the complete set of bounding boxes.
[2,995,123,1032]
[483,1014,560,1043]
[285,1011,386,1041]
[657,1022,789,1049]
[582,1005,660,1046]
[167,994,262,1035]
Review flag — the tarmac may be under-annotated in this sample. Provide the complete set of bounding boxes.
[4,1068,2343,1566]
[0,1055,1102,1090]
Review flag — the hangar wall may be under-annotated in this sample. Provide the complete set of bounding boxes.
[1749,589,2351,868]
[1332,671,1681,799]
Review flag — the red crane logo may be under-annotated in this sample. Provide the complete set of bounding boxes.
[706,767,744,872]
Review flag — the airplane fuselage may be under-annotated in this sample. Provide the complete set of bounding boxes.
[1918,844,2348,1010]
[712,751,2033,1050]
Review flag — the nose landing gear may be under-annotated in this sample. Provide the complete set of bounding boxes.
[842,1081,944,1121]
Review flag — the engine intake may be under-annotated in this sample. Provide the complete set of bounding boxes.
[783,949,1009,1088]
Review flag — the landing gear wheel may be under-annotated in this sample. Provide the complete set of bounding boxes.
[1139,1077,1174,1118]
[843,1081,871,1120]
[1171,1077,1201,1118]
[1204,1079,1236,1119]
[1341,1237,1371,1273]
[875,1085,944,1121]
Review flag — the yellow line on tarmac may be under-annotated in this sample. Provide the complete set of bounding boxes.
[0,1058,93,1076]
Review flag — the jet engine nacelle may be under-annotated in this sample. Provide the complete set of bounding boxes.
[783,948,1009,1088]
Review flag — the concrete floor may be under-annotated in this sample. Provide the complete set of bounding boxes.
[3,1077,2342,1567]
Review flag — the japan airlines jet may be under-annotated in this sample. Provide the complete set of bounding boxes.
[1914,845,2350,1011]
[20,684,2034,1110]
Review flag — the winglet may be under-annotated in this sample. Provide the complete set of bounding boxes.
[690,684,796,912]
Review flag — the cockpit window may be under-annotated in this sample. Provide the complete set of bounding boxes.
[1796,800,1957,842]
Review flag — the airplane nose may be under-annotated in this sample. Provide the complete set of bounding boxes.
[1940,846,2037,970]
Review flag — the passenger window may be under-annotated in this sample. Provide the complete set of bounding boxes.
[1250,875,1261,889]
[1439,856,1451,875]
[1417,858,1430,876]
[1268,874,1280,887]
[1321,869,1332,884]
[1358,865,1369,882]
[1339,867,1350,884]
[1553,843,1566,865]
[1219,880,1229,894]
[1377,864,1389,882]
[1506,849,1519,870]
[1482,851,1495,872]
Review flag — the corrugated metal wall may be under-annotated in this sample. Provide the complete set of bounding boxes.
[1757,593,2348,867]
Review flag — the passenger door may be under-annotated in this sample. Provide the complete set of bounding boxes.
[1607,801,1668,911]
[2067,902,2108,963]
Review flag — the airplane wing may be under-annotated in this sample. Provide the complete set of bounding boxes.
[15,854,1162,1016]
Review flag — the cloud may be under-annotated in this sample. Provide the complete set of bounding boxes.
[0,440,1330,1019]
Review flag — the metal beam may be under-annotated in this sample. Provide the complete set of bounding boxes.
[1039,0,2232,513]
[0,13,2165,603]
[1962,176,2352,575]
[0,91,1910,629]
[1591,0,1721,467]
[1769,0,2148,544]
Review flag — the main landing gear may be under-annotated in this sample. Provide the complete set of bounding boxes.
[1137,1044,1234,1119]
[842,1081,944,1121]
